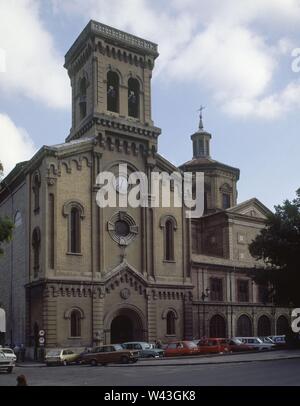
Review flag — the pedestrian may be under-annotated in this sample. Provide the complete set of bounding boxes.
[14,344,20,362]
[20,344,26,362]
[16,375,28,386]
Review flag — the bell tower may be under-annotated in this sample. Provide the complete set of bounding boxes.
[64,20,161,142]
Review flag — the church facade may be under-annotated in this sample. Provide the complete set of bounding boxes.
[0,21,290,354]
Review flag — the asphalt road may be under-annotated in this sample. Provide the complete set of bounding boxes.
[1,358,300,386]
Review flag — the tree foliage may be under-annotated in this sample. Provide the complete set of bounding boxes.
[0,161,14,255]
[0,216,14,255]
[249,189,300,306]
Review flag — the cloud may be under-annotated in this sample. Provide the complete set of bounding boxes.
[223,79,300,119]
[0,0,69,109]
[0,114,37,176]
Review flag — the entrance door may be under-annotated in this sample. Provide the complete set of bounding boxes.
[110,308,144,344]
[111,315,134,344]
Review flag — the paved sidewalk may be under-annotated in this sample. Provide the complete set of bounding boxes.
[16,349,300,368]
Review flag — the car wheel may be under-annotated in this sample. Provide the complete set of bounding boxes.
[7,367,13,374]
[121,356,129,364]
[63,360,68,366]
[90,359,98,367]
[148,354,156,358]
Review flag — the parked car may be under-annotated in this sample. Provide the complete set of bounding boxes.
[79,344,139,366]
[235,337,275,351]
[259,336,275,344]
[122,342,165,358]
[196,338,230,354]
[164,341,200,357]
[0,350,15,373]
[0,348,17,362]
[226,338,255,352]
[268,335,286,348]
[45,349,79,366]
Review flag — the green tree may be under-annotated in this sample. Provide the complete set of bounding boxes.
[0,161,14,255]
[249,189,300,306]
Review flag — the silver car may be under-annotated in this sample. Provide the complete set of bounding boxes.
[0,348,17,362]
[0,350,15,373]
[122,342,165,358]
[235,337,275,351]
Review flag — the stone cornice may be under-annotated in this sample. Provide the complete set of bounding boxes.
[65,20,159,70]
[66,114,161,142]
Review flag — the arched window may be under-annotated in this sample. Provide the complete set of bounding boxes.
[220,183,232,210]
[32,227,41,277]
[128,78,140,118]
[14,210,22,228]
[107,71,119,113]
[160,216,177,262]
[276,315,289,335]
[209,315,226,338]
[257,315,271,336]
[70,310,81,337]
[70,207,80,254]
[165,220,175,261]
[236,315,252,337]
[32,172,41,214]
[166,311,176,335]
[63,201,85,254]
[78,77,87,120]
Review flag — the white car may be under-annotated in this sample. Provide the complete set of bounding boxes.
[0,350,15,373]
[0,348,17,362]
[234,337,275,351]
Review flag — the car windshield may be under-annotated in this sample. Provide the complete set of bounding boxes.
[113,344,123,351]
[2,349,13,354]
[261,337,274,343]
[232,339,243,345]
[47,351,61,356]
[186,342,198,349]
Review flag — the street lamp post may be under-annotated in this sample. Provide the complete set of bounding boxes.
[201,288,210,338]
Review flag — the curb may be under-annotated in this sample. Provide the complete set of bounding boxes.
[16,354,300,369]
[105,354,300,368]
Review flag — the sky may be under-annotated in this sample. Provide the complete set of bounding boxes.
[1,0,300,210]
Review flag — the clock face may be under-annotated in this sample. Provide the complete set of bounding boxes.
[113,175,128,194]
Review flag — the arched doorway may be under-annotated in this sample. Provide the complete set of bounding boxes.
[209,315,226,338]
[257,315,271,336]
[236,315,252,336]
[276,315,289,335]
[110,308,145,344]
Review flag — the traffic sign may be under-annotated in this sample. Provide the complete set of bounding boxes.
[39,337,45,345]
[39,330,45,337]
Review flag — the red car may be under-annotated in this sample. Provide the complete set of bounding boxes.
[196,338,230,354]
[226,338,255,352]
[164,341,200,357]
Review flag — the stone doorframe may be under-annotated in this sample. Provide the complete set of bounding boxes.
[103,303,148,344]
